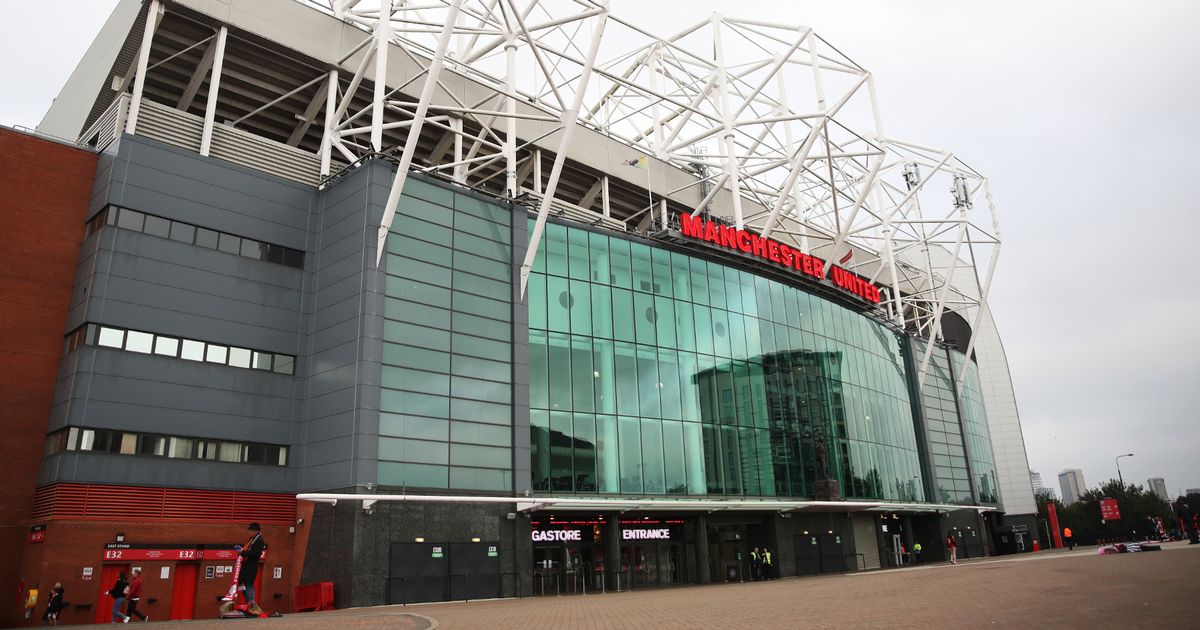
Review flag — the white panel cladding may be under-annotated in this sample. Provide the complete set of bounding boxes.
[974,306,1037,515]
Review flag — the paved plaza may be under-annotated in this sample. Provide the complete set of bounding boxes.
[48,542,1198,629]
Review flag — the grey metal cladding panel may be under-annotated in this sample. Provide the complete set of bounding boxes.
[102,274,300,334]
[110,136,313,249]
[87,347,296,398]
[108,231,303,294]
[305,413,357,443]
[319,197,371,240]
[303,435,356,467]
[69,398,293,445]
[310,363,360,399]
[314,246,367,286]
[299,462,354,493]
[306,388,357,422]
[96,299,299,353]
[39,452,293,493]
[317,223,371,267]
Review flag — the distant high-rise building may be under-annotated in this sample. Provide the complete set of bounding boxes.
[1059,469,1086,506]
[1186,488,1200,497]
[1147,478,1169,501]
[1034,486,1057,501]
[1030,470,1045,491]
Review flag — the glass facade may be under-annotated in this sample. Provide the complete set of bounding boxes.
[956,353,998,504]
[527,220,924,501]
[913,339,975,504]
[379,179,515,492]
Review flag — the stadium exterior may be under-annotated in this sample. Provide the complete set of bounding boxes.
[4,0,1037,623]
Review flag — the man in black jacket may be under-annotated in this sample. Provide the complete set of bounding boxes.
[238,523,267,607]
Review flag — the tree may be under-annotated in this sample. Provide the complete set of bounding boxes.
[1057,480,1173,545]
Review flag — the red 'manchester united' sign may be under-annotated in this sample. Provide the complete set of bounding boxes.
[676,213,881,304]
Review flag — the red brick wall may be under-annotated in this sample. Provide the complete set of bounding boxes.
[0,128,97,627]
[14,519,302,626]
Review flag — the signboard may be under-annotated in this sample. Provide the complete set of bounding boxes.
[273,567,282,579]
[531,529,582,542]
[487,545,498,558]
[1100,498,1121,521]
[206,566,216,579]
[619,520,684,541]
[431,546,444,558]
[82,567,93,581]
[28,525,46,544]
[102,543,238,561]
[675,213,882,304]
[530,520,599,544]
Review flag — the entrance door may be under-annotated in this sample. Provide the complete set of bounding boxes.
[817,533,844,573]
[388,543,448,604]
[794,534,819,576]
[632,544,657,587]
[448,542,500,601]
[722,540,744,582]
[169,563,199,620]
[533,545,563,595]
[93,564,130,624]
[660,543,683,585]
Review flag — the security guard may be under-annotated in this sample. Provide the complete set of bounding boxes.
[913,542,923,564]
[762,548,774,580]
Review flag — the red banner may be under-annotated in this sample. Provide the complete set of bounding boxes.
[1100,497,1121,520]
[1046,503,1062,548]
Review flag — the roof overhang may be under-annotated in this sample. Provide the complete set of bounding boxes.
[297,492,995,515]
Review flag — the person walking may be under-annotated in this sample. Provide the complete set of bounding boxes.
[42,582,64,626]
[913,542,923,565]
[1063,527,1075,550]
[126,568,147,622]
[108,571,129,623]
[238,522,267,608]
[946,534,958,565]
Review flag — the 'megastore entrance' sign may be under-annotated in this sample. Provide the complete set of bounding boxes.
[676,213,881,305]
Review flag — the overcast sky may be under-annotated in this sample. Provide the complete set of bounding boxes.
[3,1,1198,497]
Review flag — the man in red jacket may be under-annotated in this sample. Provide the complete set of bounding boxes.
[126,568,148,622]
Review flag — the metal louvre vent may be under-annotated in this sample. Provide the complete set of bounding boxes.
[28,483,296,524]
[136,99,202,152]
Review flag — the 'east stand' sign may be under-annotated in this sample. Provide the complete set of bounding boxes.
[675,212,881,305]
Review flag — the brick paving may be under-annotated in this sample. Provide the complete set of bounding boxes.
[41,542,1198,629]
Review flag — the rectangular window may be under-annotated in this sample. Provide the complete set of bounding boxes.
[195,228,219,249]
[251,351,272,370]
[169,222,195,244]
[273,355,295,375]
[143,215,171,238]
[116,208,145,232]
[154,336,179,357]
[205,344,228,364]
[138,435,166,456]
[180,339,205,361]
[167,437,195,458]
[218,233,241,254]
[97,327,124,349]
[218,442,242,462]
[228,347,252,369]
[125,330,154,354]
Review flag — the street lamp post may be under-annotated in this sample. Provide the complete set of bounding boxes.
[1115,453,1134,488]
